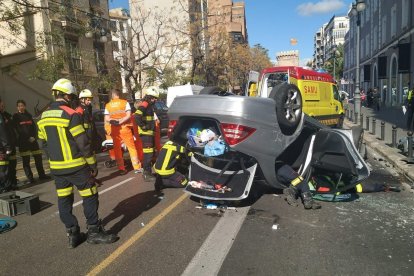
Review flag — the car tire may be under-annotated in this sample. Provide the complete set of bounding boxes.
[199,86,221,95]
[269,83,302,135]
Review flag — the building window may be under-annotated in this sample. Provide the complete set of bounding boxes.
[402,0,409,28]
[391,5,396,37]
[94,42,107,74]
[65,39,82,73]
[119,22,124,31]
[110,20,117,32]
[112,41,119,52]
[121,41,126,50]
[381,16,387,45]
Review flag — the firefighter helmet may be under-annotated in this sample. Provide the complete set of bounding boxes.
[144,86,160,98]
[52,78,76,95]
[79,89,93,99]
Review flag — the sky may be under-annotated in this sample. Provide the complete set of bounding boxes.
[108,0,354,65]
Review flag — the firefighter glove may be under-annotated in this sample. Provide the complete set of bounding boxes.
[91,167,99,178]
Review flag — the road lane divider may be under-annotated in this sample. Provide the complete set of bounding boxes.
[87,192,189,276]
[182,206,251,276]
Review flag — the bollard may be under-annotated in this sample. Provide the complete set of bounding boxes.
[354,112,358,125]
[350,110,354,122]
[366,116,370,131]
[391,125,397,148]
[380,121,385,140]
[360,113,363,127]
[372,118,376,135]
[407,131,414,163]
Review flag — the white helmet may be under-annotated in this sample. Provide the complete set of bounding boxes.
[144,86,160,98]
[52,78,76,95]
[79,89,93,99]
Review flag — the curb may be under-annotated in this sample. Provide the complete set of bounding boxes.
[344,119,414,184]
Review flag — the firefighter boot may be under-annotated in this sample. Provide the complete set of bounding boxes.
[301,192,321,210]
[283,186,299,207]
[87,221,119,244]
[143,170,156,182]
[66,225,85,249]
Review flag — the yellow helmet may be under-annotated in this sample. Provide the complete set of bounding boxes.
[144,86,160,98]
[79,89,93,98]
[52,78,76,95]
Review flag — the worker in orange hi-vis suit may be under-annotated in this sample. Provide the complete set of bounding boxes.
[104,88,142,175]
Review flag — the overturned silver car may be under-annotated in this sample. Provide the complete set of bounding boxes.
[167,84,370,201]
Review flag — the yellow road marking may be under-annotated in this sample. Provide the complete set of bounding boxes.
[87,192,189,276]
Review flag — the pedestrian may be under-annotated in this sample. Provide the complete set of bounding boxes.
[372,87,380,111]
[278,163,321,210]
[153,140,189,192]
[13,99,50,184]
[37,78,117,248]
[406,85,414,131]
[367,88,373,108]
[134,86,159,182]
[0,98,12,193]
[76,89,99,152]
[0,98,18,191]
[104,88,142,175]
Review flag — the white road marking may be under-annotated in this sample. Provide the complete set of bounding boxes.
[182,206,251,276]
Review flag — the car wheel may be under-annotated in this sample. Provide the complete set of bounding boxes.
[199,86,221,95]
[269,83,302,135]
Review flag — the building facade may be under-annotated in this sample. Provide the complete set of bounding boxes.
[109,8,132,96]
[313,15,349,70]
[343,0,414,107]
[0,0,115,113]
[276,50,300,66]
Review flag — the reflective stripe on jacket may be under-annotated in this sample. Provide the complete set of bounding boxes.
[153,141,185,176]
[37,101,96,175]
[134,100,155,136]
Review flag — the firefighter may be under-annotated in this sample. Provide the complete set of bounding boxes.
[0,99,12,193]
[134,86,159,182]
[37,78,117,248]
[0,98,17,191]
[104,88,142,175]
[76,89,100,153]
[13,99,50,184]
[103,121,117,168]
[277,164,321,210]
[153,141,189,191]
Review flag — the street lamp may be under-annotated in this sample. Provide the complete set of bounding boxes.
[351,0,366,124]
[85,15,108,43]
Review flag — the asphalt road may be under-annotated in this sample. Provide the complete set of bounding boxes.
[1,148,413,276]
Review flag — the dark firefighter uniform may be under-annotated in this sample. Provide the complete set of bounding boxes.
[0,110,17,191]
[75,104,98,152]
[0,113,11,193]
[153,141,188,189]
[37,101,99,229]
[277,164,321,210]
[135,100,156,175]
[13,110,47,182]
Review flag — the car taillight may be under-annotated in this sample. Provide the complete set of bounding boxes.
[220,123,256,146]
[167,120,177,138]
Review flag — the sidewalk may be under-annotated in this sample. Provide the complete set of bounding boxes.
[345,103,414,183]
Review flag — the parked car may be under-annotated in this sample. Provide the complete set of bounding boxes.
[167,85,370,201]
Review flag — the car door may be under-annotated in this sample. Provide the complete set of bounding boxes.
[309,128,370,192]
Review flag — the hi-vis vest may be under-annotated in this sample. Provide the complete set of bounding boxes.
[135,100,155,136]
[105,98,131,126]
[153,141,185,176]
[37,101,96,175]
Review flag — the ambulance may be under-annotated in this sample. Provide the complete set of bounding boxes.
[256,66,344,128]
